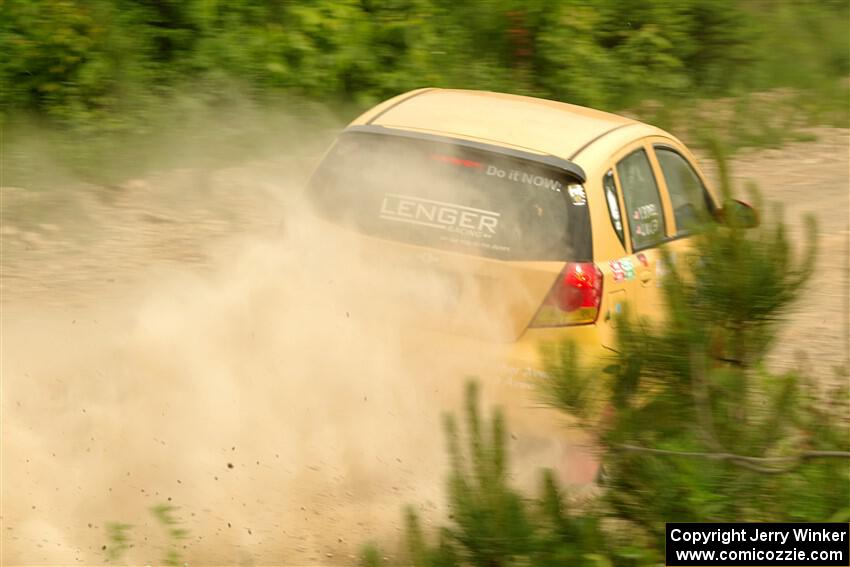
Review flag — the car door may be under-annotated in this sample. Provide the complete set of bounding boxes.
[606,143,673,319]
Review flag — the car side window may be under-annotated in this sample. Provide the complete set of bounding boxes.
[655,147,710,235]
[615,149,665,250]
[603,170,625,248]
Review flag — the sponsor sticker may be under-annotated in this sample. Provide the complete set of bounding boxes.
[610,260,625,282]
[380,193,500,240]
[620,258,636,280]
[567,184,587,206]
[633,203,658,220]
[485,165,562,192]
[610,257,638,282]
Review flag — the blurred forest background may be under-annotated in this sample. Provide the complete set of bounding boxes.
[1,0,848,182]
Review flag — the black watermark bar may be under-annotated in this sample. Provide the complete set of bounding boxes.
[666,523,849,566]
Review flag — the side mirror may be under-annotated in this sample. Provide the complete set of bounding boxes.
[721,199,759,228]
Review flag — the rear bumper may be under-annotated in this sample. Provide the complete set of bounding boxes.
[503,324,607,377]
[398,322,607,393]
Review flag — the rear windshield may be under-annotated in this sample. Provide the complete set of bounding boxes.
[309,131,592,261]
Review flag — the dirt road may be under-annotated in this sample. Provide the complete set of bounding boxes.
[1,128,847,565]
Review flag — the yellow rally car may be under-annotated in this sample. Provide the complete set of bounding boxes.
[308,88,756,482]
[308,88,751,363]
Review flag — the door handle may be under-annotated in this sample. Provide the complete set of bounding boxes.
[639,270,652,286]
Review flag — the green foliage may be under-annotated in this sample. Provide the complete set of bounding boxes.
[365,381,656,567]
[150,503,190,566]
[102,503,189,565]
[104,522,132,563]
[543,150,850,548]
[534,0,755,108]
[441,382,534,564]
[360,543,387,567]
[1,0,846,131]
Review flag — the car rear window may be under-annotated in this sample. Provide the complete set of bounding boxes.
[309,131,592,261]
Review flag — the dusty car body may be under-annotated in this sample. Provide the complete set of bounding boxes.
[310,88,722,371]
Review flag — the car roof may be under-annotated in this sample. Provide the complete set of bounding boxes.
[352,88,648,162]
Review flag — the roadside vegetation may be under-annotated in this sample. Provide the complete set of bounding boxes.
[2,0,848,184]
[104,504,188,566]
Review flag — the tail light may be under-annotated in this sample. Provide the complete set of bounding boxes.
[529,262,603,327]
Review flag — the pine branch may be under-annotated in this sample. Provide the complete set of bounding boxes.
[689,344,726,453]
[615,444,850,474]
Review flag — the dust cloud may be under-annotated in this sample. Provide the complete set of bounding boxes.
[5,116,847,565]
[1,132,584,565]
